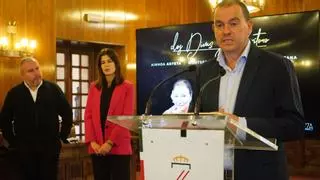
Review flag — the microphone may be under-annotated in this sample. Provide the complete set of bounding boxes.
[144,65,197,115]
[194,66,226,115]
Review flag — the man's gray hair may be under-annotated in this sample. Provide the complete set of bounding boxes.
[20,57,38,67]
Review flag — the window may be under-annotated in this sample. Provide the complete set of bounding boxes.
[71,53,90,142]
[56,41,95,142]
[56,40,123,143]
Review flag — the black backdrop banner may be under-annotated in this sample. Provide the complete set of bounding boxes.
[136,11,320,137]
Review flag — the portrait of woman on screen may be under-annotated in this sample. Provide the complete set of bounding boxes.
[163,79,193,114]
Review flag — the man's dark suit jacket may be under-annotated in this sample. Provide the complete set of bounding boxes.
[197,45,304,180]
[0,80,72,151]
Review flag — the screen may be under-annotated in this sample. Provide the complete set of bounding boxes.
[136,11,320,137]
[251,11,320,137]
[136,22,216,115]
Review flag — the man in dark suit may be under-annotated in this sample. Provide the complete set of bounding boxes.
[197,0,304,180]
[0,57,73,180]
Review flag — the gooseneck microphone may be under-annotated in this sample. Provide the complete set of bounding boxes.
[194,66,226,115]
[144,65,197,115]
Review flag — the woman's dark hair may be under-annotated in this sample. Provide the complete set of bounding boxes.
[172,79,193,96]
[95,48,124,89]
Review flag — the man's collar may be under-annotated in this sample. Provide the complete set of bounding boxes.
[24,80,43,91]
[216,41,251,67]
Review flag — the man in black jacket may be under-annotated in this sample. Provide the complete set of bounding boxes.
[0,57,72,180]
[197,0,304,180]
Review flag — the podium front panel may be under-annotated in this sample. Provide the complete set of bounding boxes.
[140,129,225,180]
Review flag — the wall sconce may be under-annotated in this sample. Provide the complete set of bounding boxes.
[0,21,37,57]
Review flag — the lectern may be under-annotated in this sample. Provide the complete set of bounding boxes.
[107,113,278,180]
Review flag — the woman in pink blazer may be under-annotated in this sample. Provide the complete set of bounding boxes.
[85,48,134,180]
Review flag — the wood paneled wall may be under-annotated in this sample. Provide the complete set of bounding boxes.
[0,0,319,178]
[0,1,319,108]
[55,0,320,85]
[0,0,55,107]
[1,0,319,107]
[56,0,213,85]
[252,0,320,16]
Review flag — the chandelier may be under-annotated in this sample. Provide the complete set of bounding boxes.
[209,0,265,13]
[0,21,37,57]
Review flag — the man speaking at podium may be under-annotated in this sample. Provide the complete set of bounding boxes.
[196,0,304,180]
